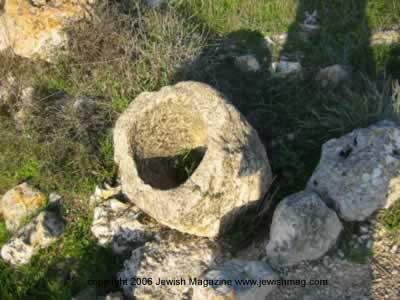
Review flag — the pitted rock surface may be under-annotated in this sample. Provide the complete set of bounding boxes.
[118,230,224,300]
[114,81,272,237]
[307,120,400,221]
[1,209,64,265]
[0,0,94,60]
[266,190,342,268]
[0,183,46,232]
[91,198,161,254]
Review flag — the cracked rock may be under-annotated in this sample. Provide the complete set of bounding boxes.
[91,198,161,254]
[1,208,65,265]
[307,120,400,221]
[265,190,342,268]
[114,81,272,237]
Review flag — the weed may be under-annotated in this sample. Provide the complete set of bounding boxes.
[379,199,400,232]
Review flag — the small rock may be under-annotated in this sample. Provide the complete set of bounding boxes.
[287,132,296,141]
[0,183,46,232]
[235,54,261,73]
[265,190,343,268]
[337,250,344,258]
[91,199,160,254]
[48,193,63,211]
[104,292,123,300]
[271,61,302,77]
[1,209,65,265]
[304,10,319,26]
[193,259,278,300]
[316,65,350,87]
[271,33,288,45]
[366,241,373,249]
[391,245,398,254]
[371,30,400,45]
[264,36,275,48]
[143,0,163,8]
[360,226,369,233]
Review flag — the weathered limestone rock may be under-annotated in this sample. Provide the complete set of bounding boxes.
[1,208,64,265]
[0,183,46,232]
[235,55,261,73]
[118,231,223,300]
[316,65,350,87]
[271,61,302,77]
[193,259,278,300]
[89,184,122,207]
[371,30,400,45]
[91,198,161,254]
[265,191,342,268]
[307,120,400,221]
[114,81,272,237]
[0,0,93,60]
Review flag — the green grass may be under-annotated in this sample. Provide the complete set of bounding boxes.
[379,199,400,232]
[1,0,400,298]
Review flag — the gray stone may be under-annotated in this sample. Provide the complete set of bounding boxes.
[193,259,278,300]
[91,198,161,254]
[104,292,123,300]
[271,61,302,77]
[265,191,342,268]
[143,0,163,8]
[0,183,46,232]
[316,65,350,87]
[235,55,261,73]
[114,81,272,237]
[118,231,223,300]
[1,209,65,265]
[307,121,400,221]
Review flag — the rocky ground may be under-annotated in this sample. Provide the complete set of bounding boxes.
[237,218,400,300]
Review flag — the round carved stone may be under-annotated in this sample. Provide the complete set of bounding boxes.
[114,81,272,237]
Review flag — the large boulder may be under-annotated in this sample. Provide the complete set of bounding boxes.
[307,120,400,221]
[114,81,272,237]
[0,0,94,60]
[0,183,46,232]
[265,191,342,268]
[118,230,223,300]
[193,259,278,300]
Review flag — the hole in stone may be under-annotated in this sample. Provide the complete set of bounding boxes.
[339,146,352,158]
[132,102,208,190]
